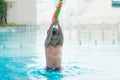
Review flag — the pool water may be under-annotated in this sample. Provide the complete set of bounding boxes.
[0,26,120,80]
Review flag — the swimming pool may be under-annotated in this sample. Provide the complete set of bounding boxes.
[0,26,120,80]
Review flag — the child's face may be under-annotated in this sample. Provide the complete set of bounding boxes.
[50,34,60,46]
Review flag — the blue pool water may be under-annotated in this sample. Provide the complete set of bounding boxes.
[0,26,120,80]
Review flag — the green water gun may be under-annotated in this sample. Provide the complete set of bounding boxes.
[52,0,63,26]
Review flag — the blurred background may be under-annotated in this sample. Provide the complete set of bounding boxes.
[37,0,120,45]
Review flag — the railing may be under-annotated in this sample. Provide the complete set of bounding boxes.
[70,23,120,45]
[0,23,120,51]
[0,25,40,51]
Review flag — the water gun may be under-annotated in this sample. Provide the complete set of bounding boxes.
[52,0,63,25]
